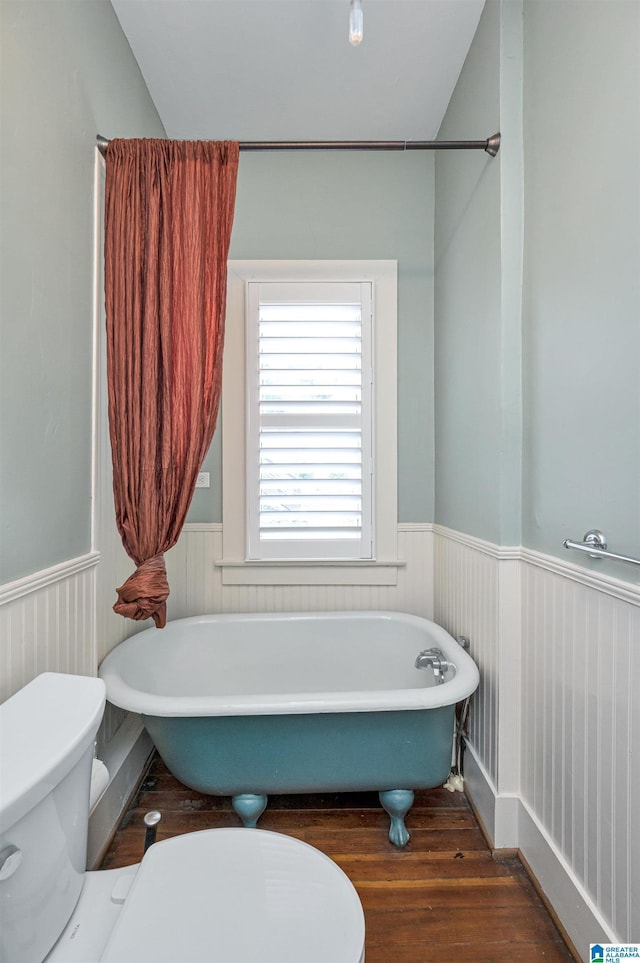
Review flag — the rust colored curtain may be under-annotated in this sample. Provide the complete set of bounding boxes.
[104,139,238,628]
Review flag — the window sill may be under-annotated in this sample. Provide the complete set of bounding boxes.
[215,559,405,586]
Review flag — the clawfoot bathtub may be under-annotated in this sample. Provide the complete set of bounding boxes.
[99,610,479,847]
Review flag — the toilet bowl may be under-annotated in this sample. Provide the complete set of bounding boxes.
[49,828,365,963]
[0,673,365,963]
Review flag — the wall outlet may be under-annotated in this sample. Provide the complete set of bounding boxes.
[195,472,210,488]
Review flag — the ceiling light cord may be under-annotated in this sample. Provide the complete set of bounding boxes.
[349,0,363,46]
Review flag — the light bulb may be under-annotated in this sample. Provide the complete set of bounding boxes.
[349,0,363,46]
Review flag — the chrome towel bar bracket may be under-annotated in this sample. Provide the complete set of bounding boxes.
[563,529,640,567]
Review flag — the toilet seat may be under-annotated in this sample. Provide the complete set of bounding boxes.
[100,829,365,963]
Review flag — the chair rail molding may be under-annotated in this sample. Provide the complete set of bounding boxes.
[0,551,101,606]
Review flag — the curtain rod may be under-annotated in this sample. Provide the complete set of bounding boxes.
[96,132,501,157]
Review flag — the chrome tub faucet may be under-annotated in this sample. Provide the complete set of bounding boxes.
[415,647,454,684]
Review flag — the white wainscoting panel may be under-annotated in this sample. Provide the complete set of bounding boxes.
[434,525,639,945]
[165,523,434,621]
[433,527,502,789]
[0,554,99,703]
[520,554,640,944]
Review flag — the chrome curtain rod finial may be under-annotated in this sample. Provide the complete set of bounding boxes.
[485,132,501,157]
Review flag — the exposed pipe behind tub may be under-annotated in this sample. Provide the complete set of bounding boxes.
[444,635,473,793]
[444,696,471,792]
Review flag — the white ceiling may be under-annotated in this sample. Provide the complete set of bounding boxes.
[110,0,485,142]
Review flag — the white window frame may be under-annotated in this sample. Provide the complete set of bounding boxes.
[246,279,373,561]
[220,260,398,585]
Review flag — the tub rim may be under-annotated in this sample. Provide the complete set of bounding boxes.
[98,610,479,717]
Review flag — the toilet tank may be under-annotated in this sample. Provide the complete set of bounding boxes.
[0,673,106,963]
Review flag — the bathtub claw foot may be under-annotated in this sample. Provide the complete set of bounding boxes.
[378,789,414,848]
[232,793,268,828]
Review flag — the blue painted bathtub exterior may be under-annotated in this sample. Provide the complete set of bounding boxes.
[142,704,455,797]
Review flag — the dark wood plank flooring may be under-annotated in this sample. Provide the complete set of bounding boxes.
[101,755,576,962]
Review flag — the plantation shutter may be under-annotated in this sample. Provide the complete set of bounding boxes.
[246,281,373,560]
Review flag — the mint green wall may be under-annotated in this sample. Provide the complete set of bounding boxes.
[0,1,164,584]
[434,0,639,576]
[522,1,640,570]
[188,151,436,524]
[433,0,517,546]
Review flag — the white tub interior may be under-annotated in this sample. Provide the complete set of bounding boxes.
[100,611,480,716]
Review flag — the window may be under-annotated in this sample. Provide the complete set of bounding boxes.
[247,281,372,560]
[221,261,398,584]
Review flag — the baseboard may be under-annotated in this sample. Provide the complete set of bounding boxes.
[517,849,581,963]
[462,744,519,849]
[464,744,616,955]
[87,712,153,869]
[518,799,615,956]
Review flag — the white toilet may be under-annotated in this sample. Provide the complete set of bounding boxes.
[0,673,365,963]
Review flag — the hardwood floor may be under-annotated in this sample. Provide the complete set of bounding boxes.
[101,755,576,962]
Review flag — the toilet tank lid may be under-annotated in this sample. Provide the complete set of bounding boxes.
[0,673,106,832]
